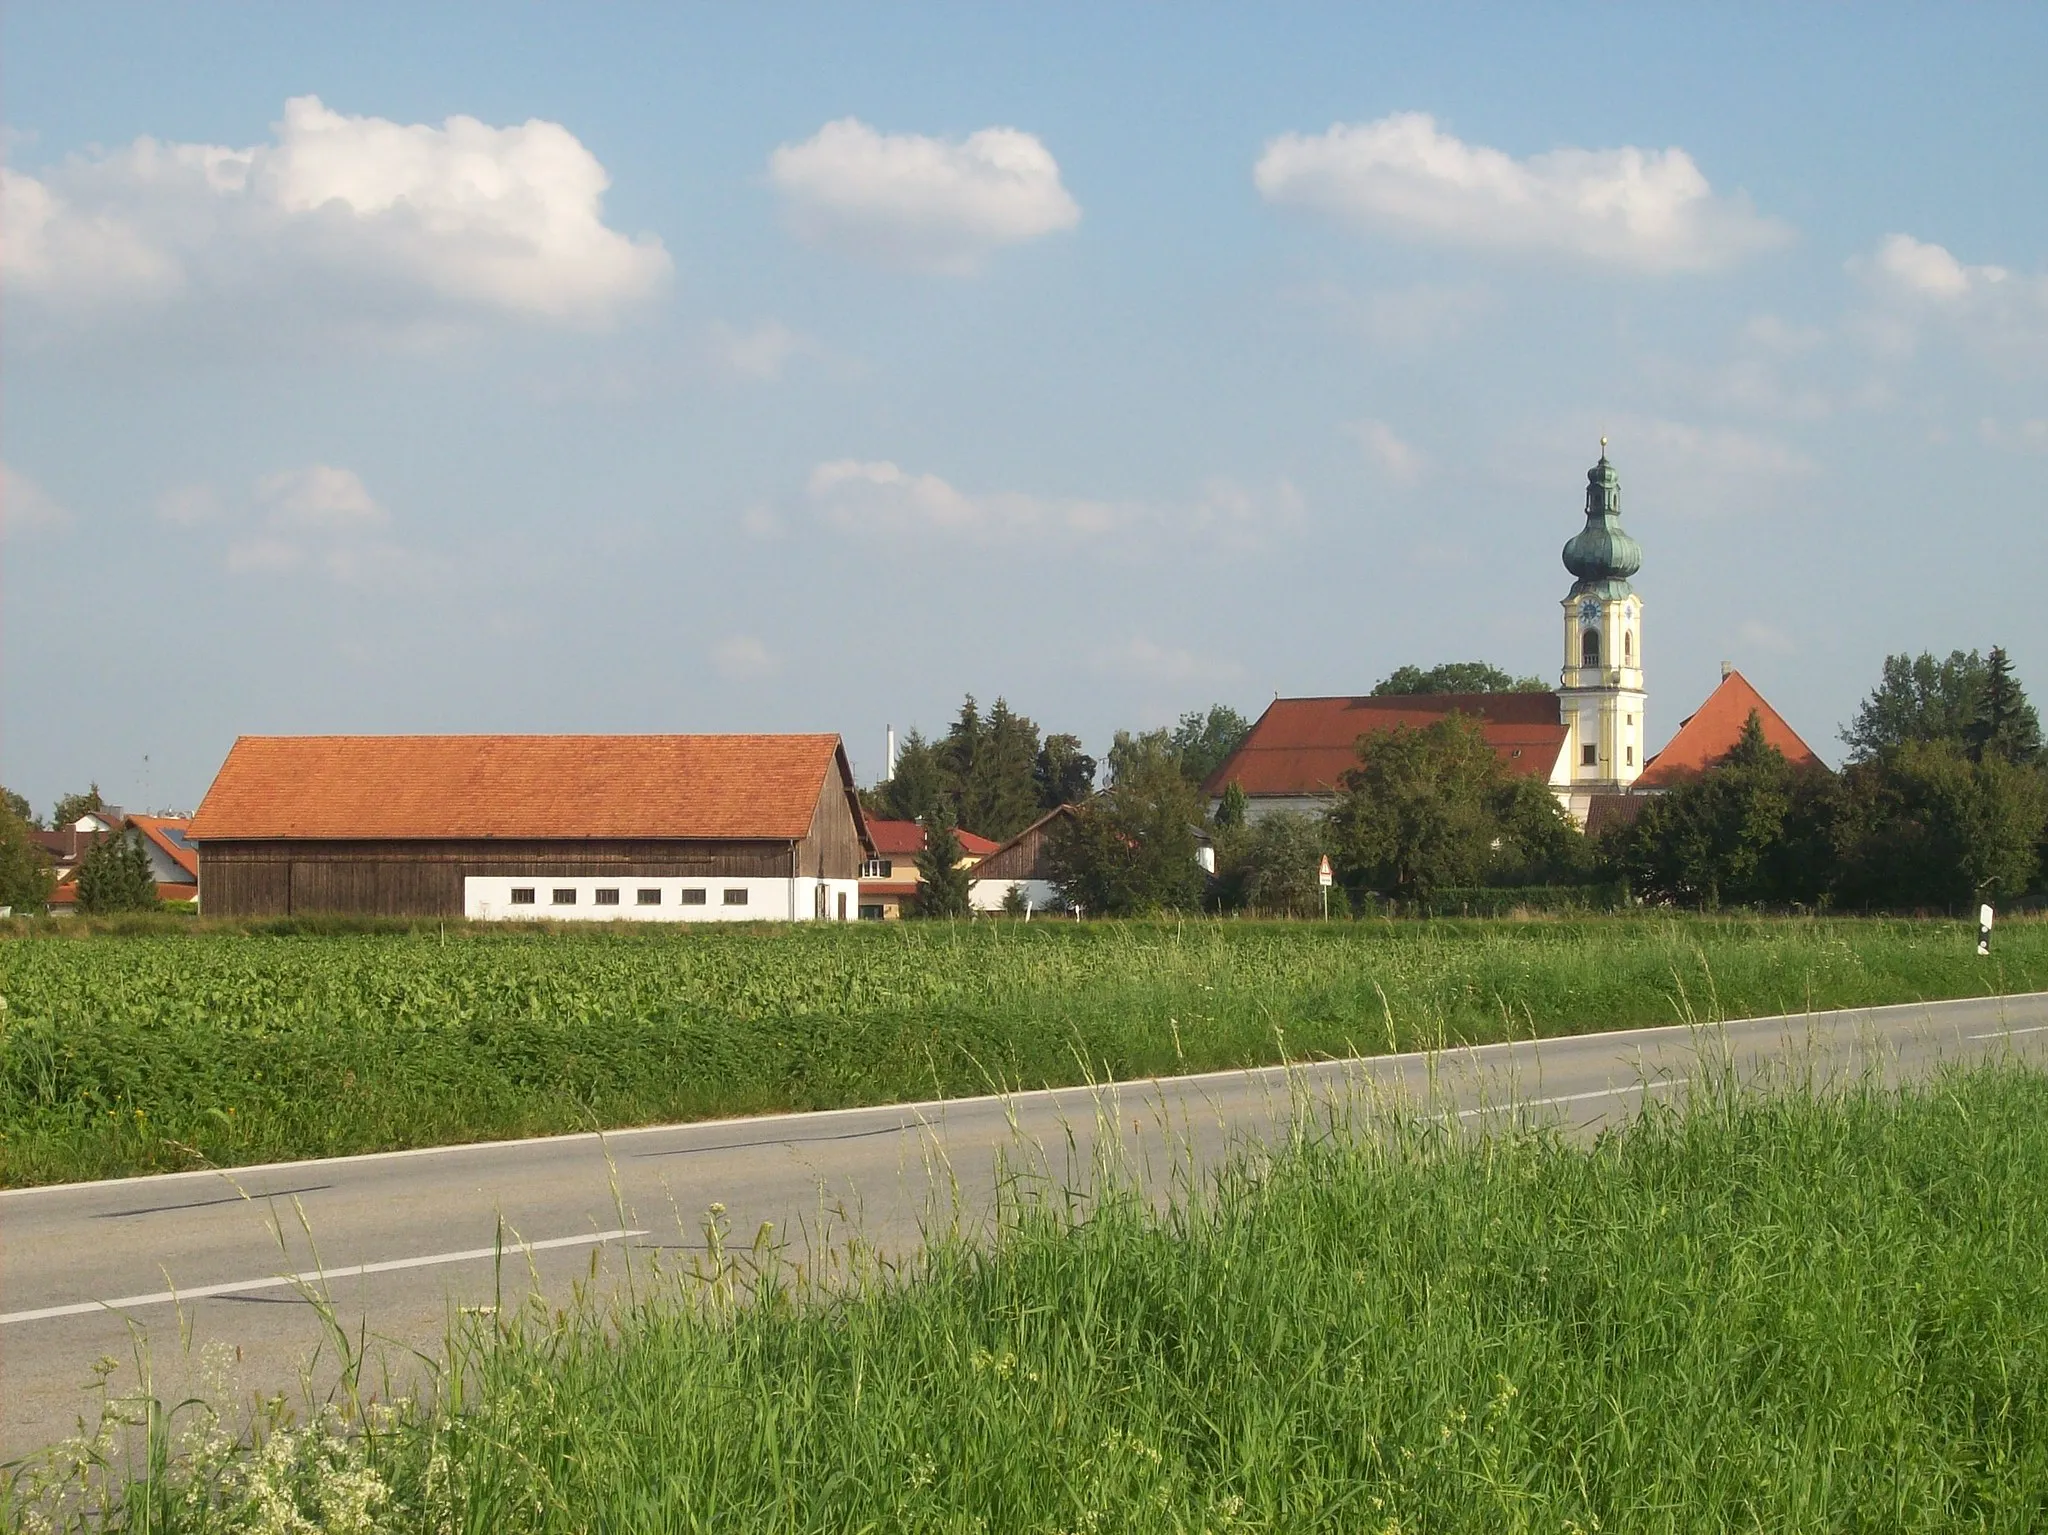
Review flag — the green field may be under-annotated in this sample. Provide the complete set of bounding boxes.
[0,915,2040,1187]
[16,1062,2048,1532]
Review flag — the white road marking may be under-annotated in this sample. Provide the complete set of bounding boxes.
[0,1228,647,1326]
[1456,1079,1687,1118]
[1969,1024,2048,1040]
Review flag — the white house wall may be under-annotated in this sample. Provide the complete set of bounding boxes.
[968,877,1063,914]
[464,876,859,923]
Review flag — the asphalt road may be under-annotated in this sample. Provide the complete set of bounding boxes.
[6,989,2047,1465]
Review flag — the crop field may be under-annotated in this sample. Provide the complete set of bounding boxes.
[1,915,2042,1187]
[14,1060,2048,1532]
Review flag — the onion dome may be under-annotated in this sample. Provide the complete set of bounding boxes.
[1562,440,1642,597]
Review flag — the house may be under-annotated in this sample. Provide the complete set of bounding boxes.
[966,805,1077,914]
[186,734,872,921]
[30,814,201,912]
[129,815,201,905]
[1636,666,1823,787]
[857,817,1000,919]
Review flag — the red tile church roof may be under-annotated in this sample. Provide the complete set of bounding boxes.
[1637,671,1824,786]
[1205,694,1569,797]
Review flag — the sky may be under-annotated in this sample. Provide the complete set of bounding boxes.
[3,4,2045,815]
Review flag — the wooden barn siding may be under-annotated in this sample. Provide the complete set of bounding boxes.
[199,839,802,918]
[796,770,865,879]
[972,817,1062,882]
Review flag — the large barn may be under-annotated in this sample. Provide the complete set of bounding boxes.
[187,734,872,921]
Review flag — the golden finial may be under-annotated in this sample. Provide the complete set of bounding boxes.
[1600,435,1608,456]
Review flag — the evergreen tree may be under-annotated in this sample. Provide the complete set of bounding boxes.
[912,814,972,919]
[1213,780,1248,829]
[960,697,1042,840]
[873,730,949,826]
[76,828,158,914]
[939,696,986,804]
[1372,661,1548,696]
[1168,705,1253,787]
[1967,647,2042,763]
[50,783,105,829]
[1033,733,1096,810]
[0,806,54,914]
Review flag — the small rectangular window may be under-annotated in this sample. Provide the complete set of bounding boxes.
[594,888,620,906]
[859,904,885,921]
[510,887,536,905]
[552,888,577,905]
[723,888,748,906]
[636,888,660,905]
[1581,745,1598,767]
[1626,746,1635,766]
[679,888,707,906]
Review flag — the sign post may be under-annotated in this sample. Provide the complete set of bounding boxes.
[1319,855,1334,920]
[1979,902,1995,957]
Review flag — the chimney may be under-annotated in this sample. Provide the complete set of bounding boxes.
[1720,661,1734,681]
[885,725,898,780]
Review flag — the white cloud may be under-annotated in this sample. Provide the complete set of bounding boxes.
[254,464,387,530]
[226,464,413,582]
[801,459,1296,550]
[711,635,777,680]
[1,461,73,538]
[1346,419,1425,484]
[3,95,669,328]
[1850,234,2048,360]
[714,319,809,381]
[1255,112,1788,272]
[768,118,1080,274]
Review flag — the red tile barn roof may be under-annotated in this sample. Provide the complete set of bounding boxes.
[189,735,858,842]
[1205,694,1570,797]
[1636,671,1824,787]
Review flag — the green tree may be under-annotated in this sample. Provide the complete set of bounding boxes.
[3,786,38,828]
[1841,651,2004,760]
[1966,647,2041,764]
[1326,713,1504,903]
[1213,780,1248,829]
[911,815,972,919]
[1238,811,1327,917]
[960,697,1043,840]
[1048,733,1206,915]
[75,828,158,914]
[871,730,949,826]
[1607,714,1828,908]
[1033,733,1096,810]
[50,783,105,829]
[1834,740,2048,911]
[1168,705,1253,787]
[1372,661,1547,696]
[0,806,54,913]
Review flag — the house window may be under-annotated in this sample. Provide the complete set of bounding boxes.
[510,888,536,905]
[679,888,707,905]
[723,888,749,906]
[1582,745,1598,767]
[552,888,577,905]
[861,858,893,878]
[636,889,661,905]
[1581,629,1601,667]
[594,888,620,906]
[859,903,885,921]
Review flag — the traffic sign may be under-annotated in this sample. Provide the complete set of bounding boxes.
[1318,855,1333,888]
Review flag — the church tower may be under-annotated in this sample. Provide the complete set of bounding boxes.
[1558,441,1645,812]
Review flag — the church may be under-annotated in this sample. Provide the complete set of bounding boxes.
[1204,445,1822,829]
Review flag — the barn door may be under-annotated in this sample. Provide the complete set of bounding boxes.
[814,883,827,920]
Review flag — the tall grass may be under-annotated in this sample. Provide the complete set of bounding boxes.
[16,1063,2048,1532]
[1,915,2040,1186]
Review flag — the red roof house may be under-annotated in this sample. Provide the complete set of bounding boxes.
[1637,671,1824,787]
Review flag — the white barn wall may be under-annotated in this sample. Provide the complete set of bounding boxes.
[465,876,858,923]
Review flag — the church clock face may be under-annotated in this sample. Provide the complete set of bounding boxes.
[1577,598,1600,625]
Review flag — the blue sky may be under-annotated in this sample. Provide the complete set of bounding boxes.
[4,5,2045,813]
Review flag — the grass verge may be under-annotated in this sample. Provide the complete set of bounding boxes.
[2,914,2041,1186]
[13,1061,2048,1532]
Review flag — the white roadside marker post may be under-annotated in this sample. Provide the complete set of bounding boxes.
[1979,902,1995,957]
[1319,854,1334,921]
